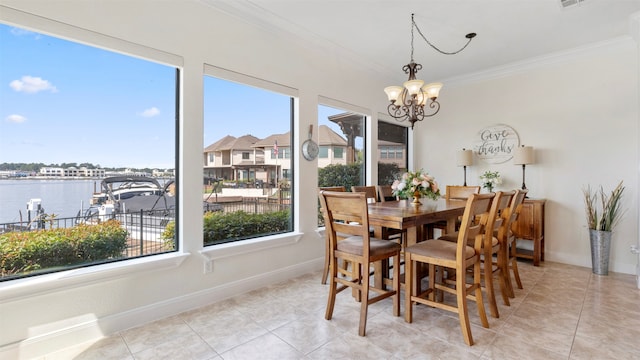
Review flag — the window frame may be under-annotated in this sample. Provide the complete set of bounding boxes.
[0,20,182,282]
[202,64,299,249]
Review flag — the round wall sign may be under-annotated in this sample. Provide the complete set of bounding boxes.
[473,124,520,164]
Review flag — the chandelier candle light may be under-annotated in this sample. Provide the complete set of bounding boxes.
[384,14,476,129]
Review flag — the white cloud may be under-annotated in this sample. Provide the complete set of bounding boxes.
[9,76,58,94]
[139,107,160,118]
[6,114,27,123]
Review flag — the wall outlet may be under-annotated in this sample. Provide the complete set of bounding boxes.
[204,260,213,274]
[631,244,640,254]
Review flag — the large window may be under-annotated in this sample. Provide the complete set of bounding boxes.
[0,24,178,281]
[378,121,408,186]
[317,104,366,225]
[203,74,293,246]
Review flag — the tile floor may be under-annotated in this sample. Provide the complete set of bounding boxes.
[44,261,640,359]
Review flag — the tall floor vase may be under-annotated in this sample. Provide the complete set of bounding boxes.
[589,229,612,275]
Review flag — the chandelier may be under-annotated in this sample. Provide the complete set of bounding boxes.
[384,14,476,129]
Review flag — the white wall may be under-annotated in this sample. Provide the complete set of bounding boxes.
[0,1,638,358]
[415,38,639,274]
[0,1,388,358]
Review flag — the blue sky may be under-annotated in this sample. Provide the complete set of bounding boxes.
[0,23,347,169]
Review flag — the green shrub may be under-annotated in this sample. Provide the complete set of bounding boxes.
[0,220,128,278]
[318,163,362,190]
[204,210,290,245]
[162,210,291,248]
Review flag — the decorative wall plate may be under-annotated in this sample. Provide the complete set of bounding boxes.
[473,124,520,164]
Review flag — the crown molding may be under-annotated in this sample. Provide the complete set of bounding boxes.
[444,35,636,87]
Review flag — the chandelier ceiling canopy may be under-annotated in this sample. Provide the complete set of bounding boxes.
[384,14,476,129]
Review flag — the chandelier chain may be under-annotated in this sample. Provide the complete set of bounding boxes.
[411,14,475,55]
[385,13,476,129]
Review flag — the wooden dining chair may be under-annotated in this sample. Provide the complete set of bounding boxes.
[504,189,528,297]
[319,186,346,284]
[436,191,512,318]
[431,185,481,236]
[353,185,405,242]
[319,190,402,336]
[376,184,397,202]
[485,190,515,312]
[404,192,495,346]
[446,185,482,200]
[351,185,378,203]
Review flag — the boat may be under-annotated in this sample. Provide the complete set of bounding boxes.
[90,176,174,210]
[80,176,176,222]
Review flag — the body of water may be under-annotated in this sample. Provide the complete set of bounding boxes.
[0,179,100,223]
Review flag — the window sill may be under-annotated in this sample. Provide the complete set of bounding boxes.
[0,252,190,302]
[199,232,304,261]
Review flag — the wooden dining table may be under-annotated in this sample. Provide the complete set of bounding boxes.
[367,198,468,288]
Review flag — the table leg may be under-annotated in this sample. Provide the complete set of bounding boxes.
[373,226,385,289]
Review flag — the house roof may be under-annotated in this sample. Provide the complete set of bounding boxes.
[318,125,347,146]
[205,134,260,151]
[253,133,291,148]
[206,125,348,152]
[204,135,236,152]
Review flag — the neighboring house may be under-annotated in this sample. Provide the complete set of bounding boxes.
[203,134,264,182]
[204,125,351,183]
[38,167,105,177]
[377,139,406,169]
[253,132,291,183]
[317,125,348,168]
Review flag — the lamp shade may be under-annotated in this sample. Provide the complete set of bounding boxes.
[404,79,425,96]
[384,86,403,103]
[456,149,473,166]
[513,145,534,165]
[423,82,443,100]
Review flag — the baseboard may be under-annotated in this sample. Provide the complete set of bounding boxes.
[0,257,323,360]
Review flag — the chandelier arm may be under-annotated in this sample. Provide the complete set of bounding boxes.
[412,17,476,55]
[423,100,440,117]
[387,103,411,122]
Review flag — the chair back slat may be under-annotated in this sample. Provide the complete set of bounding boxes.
[319,190,371,254]
[456,193,495,267]
[494,190,515,236]
[446,185,481,200]
[376,185,397,202]
[352,186,378,203]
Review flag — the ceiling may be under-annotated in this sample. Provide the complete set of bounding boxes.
[202,0,640,85]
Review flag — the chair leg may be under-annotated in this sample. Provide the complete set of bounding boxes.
[498,266,511,306]
[358,261,369,336]
[497,251,511,306]
[473,262,490,329]
[325,258,338,320]
[392,253,400,317]
[456,267,474,346]
[404,253,414,323]
[511,244,523,290]
[484,257,499,318]
[321,241,330,285]
[511,257,523,290]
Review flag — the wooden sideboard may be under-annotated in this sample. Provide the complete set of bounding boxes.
[512,198,546,266]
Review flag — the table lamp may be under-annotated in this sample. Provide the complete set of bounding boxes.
[456,148,473,186]
[513,145,534,190]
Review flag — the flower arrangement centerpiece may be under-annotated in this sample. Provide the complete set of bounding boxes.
[479,170,501,193]
[391,169,441,205]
